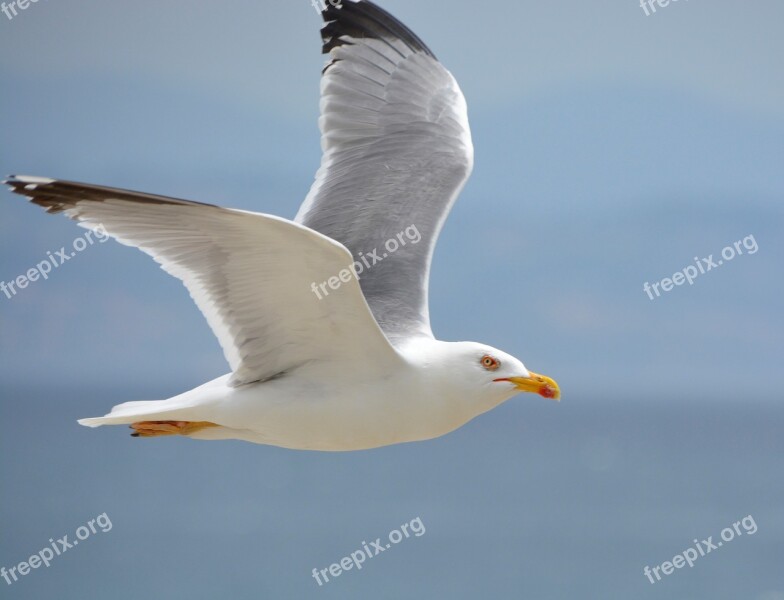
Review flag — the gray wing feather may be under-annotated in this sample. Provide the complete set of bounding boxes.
[296,0,473,343]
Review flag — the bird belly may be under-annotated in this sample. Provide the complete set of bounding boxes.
[192,376,466,451]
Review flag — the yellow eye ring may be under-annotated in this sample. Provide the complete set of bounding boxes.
[481,355,500,371]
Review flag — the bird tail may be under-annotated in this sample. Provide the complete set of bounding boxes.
[78,399,202,427]
[79,374,229,428]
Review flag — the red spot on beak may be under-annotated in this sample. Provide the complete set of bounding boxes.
[539,386,556,399]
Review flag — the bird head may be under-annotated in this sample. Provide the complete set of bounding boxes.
[426,341,560,407]
[478,346,560,401]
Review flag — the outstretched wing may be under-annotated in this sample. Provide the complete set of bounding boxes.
[5,176,402,385]
[295,0,473,343]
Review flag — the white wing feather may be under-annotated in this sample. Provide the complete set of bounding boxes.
[5,176,402,386]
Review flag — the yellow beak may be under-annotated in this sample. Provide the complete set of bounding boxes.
[495,372,561,401]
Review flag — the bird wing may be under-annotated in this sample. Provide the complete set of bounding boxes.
[5,176,403,386]
[295,0,474,344]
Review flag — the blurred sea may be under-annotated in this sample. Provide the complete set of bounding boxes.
[1,387,781,599]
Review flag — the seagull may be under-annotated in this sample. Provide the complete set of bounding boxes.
[4,0,559,451]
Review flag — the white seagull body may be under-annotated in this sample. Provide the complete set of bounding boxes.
[5,0,559,451]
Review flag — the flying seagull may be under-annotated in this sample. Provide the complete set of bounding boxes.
[4,0,559,451]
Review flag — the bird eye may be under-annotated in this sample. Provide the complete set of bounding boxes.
[480,355,500,371]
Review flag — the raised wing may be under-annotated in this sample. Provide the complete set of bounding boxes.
[5,175,402,385]
[295,0,474,343]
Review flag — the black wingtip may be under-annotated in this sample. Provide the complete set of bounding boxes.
[5,176,220,215]
[3,176,68,212]
[320,0,436,60]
